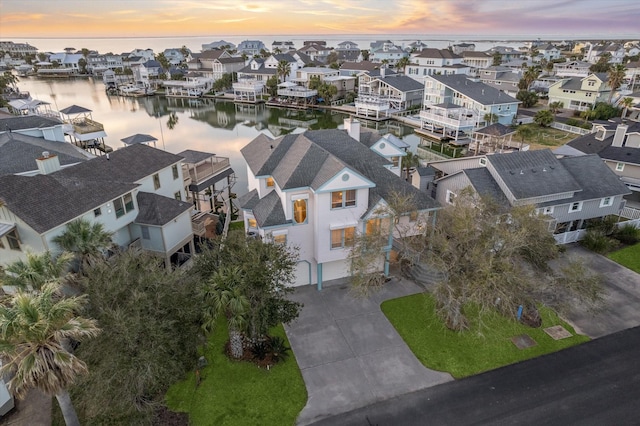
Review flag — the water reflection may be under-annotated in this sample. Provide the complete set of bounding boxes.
[17,77,419,196]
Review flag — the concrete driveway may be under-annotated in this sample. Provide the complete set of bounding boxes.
[560,245,640,338]
[285,275,453,426]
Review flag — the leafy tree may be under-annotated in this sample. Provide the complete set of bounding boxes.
[492,52,502,66]
[52,219,112,274]
[361,50,370,61]
[591,101,621,120]
[155,52,171,71]
[166,111,179,130]
[326,51,338,66]
[317,82,338,104]
[77,57,87,74]
[308,75,321,90]
[515,124,534,149]
[427,189,603,330]
[1,251,73,291]
[266,75,278,97]
[0,282,99,426]
[607,64,627,103]
[192,231,302,344]
[534,109,555,126]
[73,250,202,424]
[589,53,612,73]
[516,90,539,108]
[518,66,540,90]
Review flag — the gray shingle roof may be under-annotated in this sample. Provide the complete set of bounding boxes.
[135,192,192,226]
[379,76,424,92]
[237,189,260,210]
[428,74,519,106]
[120,134,158,145]
[487,149,582,200]
[176,149,213,164]
[464,167,511,209]
[566,132,613,154]
[598,146,640,165]
[253,190,288,227]
[553,154,630,202]
[0,133,92,176]
[0,115,63,132]
[59,105,92,115]
[474,123,516,137]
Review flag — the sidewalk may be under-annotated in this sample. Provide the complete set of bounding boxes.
[284,274,452,426]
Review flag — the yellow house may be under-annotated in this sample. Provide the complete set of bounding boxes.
[547,73,612,112]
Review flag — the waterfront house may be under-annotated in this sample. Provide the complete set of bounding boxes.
[406,48,471,84]
[202,40,236,52]
[47,53,84,74]
[485,46,522,63]
[355,68,424,118]
[163,48,191,66]
[298,43,333,64]
[585,43,625,64]
[462,51,493,77]
[0,41,38,57]
[547,73,612,112]
[234,59,276,102]
[420,74,520,143]
[535,44,562,62]
[429,149,630,243]
[187,49,243,81]
[478,66,521,97]
[335,41,361,62]
[0,144,196,268]
[554,61,592,78]
[237,118,439,288]
[369,40,408,65]
[271,41,296,53]
[339,61,378,77]
[237,40,266,57]
[452,43,475,55]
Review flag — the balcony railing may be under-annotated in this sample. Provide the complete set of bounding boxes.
[355,96,391,110]
[233,80,265,91]
[419,110,476,128]
[69,118,104,134]
[186,157,231,184]
[277,88,318,98]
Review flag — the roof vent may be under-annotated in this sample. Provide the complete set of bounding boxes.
[543,167,547,172]
[519,170,524,175]
[42,151,50,158]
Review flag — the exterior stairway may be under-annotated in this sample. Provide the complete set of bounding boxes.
[404,261,447,291]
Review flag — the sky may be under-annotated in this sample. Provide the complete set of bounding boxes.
[1,0,639,39]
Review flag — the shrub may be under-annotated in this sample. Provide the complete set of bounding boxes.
[581,229,619,253]
[586,215,618,236]
[269,336,291,364]
[565,118,591,129]
[613,224,640,245]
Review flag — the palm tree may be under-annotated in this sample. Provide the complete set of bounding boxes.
[620,97,634,119]
[52,219,112,273]
[515,125,534,150]
[276,59,291,83]
[2,251,73,291]
[396,56,410,74]
[403,151,420,182]
[607,64,627,103]
[483,113,498,125]
[548,101,564,116]
[202,266,249,359]
[0,282,100,426]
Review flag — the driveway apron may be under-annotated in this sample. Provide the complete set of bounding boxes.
[285,276,453,425]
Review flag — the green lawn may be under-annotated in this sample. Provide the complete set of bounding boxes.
[518,123,573,150]
[165,317,307,426]
[607,242,640,273]
[382,294,590,379]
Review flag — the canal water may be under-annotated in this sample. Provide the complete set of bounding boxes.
[16,76,420,196]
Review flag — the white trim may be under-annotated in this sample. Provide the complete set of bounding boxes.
[330,222,359,230]
[569,201,583,212]
[599,197,613,208]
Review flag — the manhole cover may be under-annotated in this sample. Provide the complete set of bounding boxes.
[511,334,537,349]
[544,325,572,340]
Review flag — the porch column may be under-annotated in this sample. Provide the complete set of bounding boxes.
[317,263,323,291]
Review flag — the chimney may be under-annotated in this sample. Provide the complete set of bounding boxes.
[344,117,361,142]
[380,66,386,78]
[612,124,628,147]
[36,151,61,175]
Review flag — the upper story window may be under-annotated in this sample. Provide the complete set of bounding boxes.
[172,165,179,180]
[616,163,625,171]
[6,229,21,251]
[331,190,356,209]
[266,177,275,187]
[600,197,613,208]
[569,201,582,212]
[175,191,182,201]
[446,190,457,205]
[331,227,355,249]
[293,199,307,224]
[479,158,487,166]
[587,80,595,87]
[114,193,135,218]
[248,218,257,228]
[390,156,400,168]
[94,207,102,217]
[153,173,161,190]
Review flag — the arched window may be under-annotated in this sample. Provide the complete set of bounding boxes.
[293,199,307,224]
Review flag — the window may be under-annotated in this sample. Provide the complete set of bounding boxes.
[331,190,356,209]
[616,163,625,171]
[172,165,179,180]
[6,230,21,251]
[114,193,135,218]
[446,190,456,205]
[543,206,554,215]
[153,173,161,190]
[273,233,287,245]
[94,207,102,217]
[479,158,487,166]
[175,191,182,201]
[391,156,400,168]
[141,226,150,240]
[600,197,613,208]
[293,199,307,224]
[366,218,390,236]
[588,80,595,87]
[569,202,582,212]
[266,177,275,187]
[331,227,355,249]
[248,218,257,228]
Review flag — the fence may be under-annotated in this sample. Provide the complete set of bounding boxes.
[551,121,590,135]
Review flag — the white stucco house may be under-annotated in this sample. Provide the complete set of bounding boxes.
[237,118,440,288]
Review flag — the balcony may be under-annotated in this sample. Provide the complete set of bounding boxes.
[184,156,231,185]
[355,96,391,111]
[277,87,318,98]
[233,79,265,92]
[69,118,104,134]
[419,110,476,129]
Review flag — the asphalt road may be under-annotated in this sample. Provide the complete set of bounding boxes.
[312,326,640,426]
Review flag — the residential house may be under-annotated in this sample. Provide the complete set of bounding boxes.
[0,144,197,268]
[355,68,424,118]
[554,60,592,78]
[452,43,475,55]
[234,59,276,102]
[585,43,625,64]
[335,41,361,62]
[47,52,84,72]
[0,115,68,143]
[238,40,266,57]
[406,41,429,53]
[369,41,408,65]
[430,149,630,243]
[420,74,520,143]
[625,61,640,88]
[339,61,378,77]
[485,46,522,63]
[289,67,356,99]
[163,48,190,66]
[127,49,154,62]
[406,48,470,83]
[237,118,439,288]
[202,40,236,51]
[272,41,296,53]
[0,41,38,57]
[547,73,612,111]
[555,121,640,215]
[298,43,333,64]
[478,66,521,96]
[86,53,124,74]
[535,44,562,62]
[462,51,493,77]
[627,44,640,58]
[188,49,244,81]
[264,54,300,80]
[141,60,164,78]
